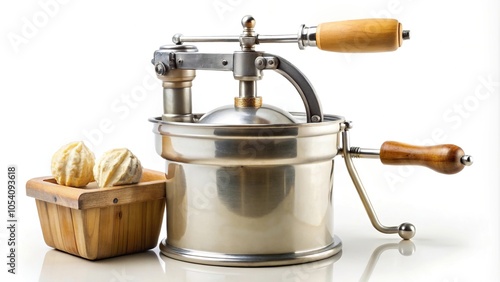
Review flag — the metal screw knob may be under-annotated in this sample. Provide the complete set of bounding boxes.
[398,223,416,240]
[344,121,354,130]
[155,62,167,75]
[241,15,256,29]
[255,57,266,69]
[172,33,182,45]
[402,30,410,40]
[311,115,321,122]
[461,155,473,166]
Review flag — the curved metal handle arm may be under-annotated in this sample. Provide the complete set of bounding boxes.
[262,53,323,123]
[341,122,416,240]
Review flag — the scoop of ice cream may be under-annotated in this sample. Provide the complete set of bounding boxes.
[51,141,95,187]
[93,148,142,188]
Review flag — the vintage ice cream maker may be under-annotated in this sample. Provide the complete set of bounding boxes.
[150,16,472,266]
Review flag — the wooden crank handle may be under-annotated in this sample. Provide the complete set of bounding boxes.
[380,141,473,174]
[316,19,409,53]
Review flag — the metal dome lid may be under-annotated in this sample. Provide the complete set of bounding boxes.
[198,104,298,125]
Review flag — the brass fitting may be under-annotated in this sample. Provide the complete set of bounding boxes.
[234,96,262,108]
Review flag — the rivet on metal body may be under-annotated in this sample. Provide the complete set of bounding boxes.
[311,115,321,122]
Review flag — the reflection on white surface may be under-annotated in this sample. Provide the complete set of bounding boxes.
[37,240,417,281]
[160,240,416,282]
[161,252,340,282]
[39,250,164,282]
[359,240,416,282]
[34,233,500,281]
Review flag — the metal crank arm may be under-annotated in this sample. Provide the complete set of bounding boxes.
[341,121,416,240]
[340,121,473,239]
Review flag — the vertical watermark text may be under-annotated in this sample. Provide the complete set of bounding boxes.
[6,166,18,275]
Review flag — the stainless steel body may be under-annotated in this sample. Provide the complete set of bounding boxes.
[151,114,343,266]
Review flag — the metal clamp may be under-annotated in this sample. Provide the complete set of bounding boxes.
[152,49,323,123]
[341,121,416,240]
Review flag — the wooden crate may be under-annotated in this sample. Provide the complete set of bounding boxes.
[26,169,166,260]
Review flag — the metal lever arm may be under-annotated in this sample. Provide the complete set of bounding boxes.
[173,16,410,53]
[262,53,323,122]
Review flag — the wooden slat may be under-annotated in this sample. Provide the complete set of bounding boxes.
[110,205,122,256]
[26,169,166,210]
[149,199,166,248]
[97,206,115,259]
[35,200,55,248]
[56,205,79,255]
[46,202,64,251]
[144,200,154,246]
[117,204,130,255]
[71,209,87,258]
[127,201,144,253]
[82,208,100,260]
[78,183,165,210]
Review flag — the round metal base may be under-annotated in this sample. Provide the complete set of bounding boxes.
[159,236,342,267]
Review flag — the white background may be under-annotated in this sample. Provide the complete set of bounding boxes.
[1,0,499,281]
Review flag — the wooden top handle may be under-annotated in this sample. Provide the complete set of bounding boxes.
[316,19,406,53]
[380,141,471,174]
